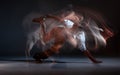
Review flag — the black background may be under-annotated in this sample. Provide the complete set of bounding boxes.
[0,0,120,57]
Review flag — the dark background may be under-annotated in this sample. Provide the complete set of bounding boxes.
[0,0,120,57]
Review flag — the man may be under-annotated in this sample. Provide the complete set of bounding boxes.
[32,11,102,63]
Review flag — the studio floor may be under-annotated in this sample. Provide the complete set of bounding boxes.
[0,57,120,75]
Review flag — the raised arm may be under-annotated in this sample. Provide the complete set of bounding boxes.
[32,14,62,23]
[32,16,45,24]
[45,14,62,21]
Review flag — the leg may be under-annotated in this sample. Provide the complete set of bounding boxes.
[33,44,62,62]
[76,31,102,63]
[83,50,102,63]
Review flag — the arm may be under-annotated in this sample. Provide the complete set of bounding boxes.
[32,16,45,24]
[45,14,62,21]
[32,16,46,36]
[32,14,62,24]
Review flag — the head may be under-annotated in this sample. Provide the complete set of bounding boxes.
[63,11,83,23]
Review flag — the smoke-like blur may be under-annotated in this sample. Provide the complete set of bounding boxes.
[22,6,113,56]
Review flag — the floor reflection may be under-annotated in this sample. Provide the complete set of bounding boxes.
[0,57,120,75]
